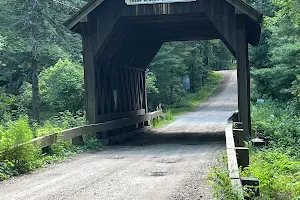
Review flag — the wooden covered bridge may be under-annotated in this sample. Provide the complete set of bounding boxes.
[64,0,262,141]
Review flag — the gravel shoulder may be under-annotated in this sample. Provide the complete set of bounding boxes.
[0,70,238,200]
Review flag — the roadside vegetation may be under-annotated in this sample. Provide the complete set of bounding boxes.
[210,0,300,199]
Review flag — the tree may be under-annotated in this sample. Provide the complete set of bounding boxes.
[39,59,84,113]
[0,0,87,120]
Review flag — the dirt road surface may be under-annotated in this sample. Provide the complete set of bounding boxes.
[0,70,238,200]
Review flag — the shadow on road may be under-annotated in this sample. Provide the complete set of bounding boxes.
[117,130,225,146]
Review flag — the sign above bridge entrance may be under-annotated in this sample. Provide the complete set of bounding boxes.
[125,0,196,5]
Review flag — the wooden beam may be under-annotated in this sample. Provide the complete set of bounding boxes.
[233,128,244,147]
[13,111,165,150]
[226,0,263,22]
[236,14,251,138]
[64,0,105,30]
[83,33,97,124]
[235,147,249,169]
[98,109,146,122]
[142,71,149,126]
[241,177,260,198]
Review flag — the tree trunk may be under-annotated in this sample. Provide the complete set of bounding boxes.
[31,0,39,122]
[32,58,39,122]
[258,0,263,12]
[203,41,209,67]
[170,86,174,104]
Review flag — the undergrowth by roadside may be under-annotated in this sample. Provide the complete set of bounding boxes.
[153,72,224,127]
[208,154,243,200]
[209,100,300,200]
[0,112,102,181]
[241,148,300,200]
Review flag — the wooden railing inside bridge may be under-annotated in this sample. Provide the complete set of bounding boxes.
[226,112,260,199]
[30,110,165,149]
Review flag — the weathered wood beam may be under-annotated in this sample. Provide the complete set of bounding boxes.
[64,0,105,30]
[236,13,251,138]
[235,147,249,169]
[83,33,97,124]
[15,111,164,150]
[226,0,262,22]
[98,109,146,122]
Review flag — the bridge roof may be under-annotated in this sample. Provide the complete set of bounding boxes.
[65,0,262,30]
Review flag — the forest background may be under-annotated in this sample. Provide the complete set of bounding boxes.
[0,1,299,199]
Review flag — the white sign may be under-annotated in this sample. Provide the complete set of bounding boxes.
[126,0,196,5]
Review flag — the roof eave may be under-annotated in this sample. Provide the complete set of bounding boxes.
[64,0,105,30]
[225,0,263,23]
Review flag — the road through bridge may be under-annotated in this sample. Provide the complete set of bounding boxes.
[0,70,238,200]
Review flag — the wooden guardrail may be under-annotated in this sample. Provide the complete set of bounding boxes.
[29,110,165,149]
[226,112,260,199]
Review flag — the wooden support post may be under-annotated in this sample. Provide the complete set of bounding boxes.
[82,30,97,124]
[235,147,249,169]
[233,129,244,147]
[241,177,260,198]
[72,136,84,146]
[233,122,243,129]
[42,146,52,155]
[232,111,239,122]
[142,70,149,126]
[236,14,251,139]
[251,138,266,147]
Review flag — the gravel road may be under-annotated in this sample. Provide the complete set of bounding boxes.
[0,70,238,200]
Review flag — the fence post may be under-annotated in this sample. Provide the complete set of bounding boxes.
[72,136,84,146]
[233,129,244,147]
[235,147,249,169]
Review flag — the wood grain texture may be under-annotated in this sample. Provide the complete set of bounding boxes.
[26,111,164,149]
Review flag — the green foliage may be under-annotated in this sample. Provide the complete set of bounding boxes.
[153,72,223,127]
[153,109,174,128]
[0,88,15,120]
[208,155,243,200]
[241,149,300,200]
[172,72,223,108]
[248,100,300,199]
[250,0,300,103]
[146,70,159,95]
[0,111,93,181]
[0,0,86,94]
[251,67,299,100]
[39,59,84,113]
[0,116,42,178]
[148,41,232,110]
[251,100,300,157]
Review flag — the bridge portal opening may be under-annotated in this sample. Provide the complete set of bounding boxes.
[65,0,262,143]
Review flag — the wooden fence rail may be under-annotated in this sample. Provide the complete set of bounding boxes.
[226,112,260,199]
[30,110,165,149]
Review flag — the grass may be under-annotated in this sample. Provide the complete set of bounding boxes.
[241,148,300,200]
[153,71,224,127]
[208,154,244,200]
[210,100,300,199]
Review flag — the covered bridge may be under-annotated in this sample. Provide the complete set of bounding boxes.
[65,0,262,139]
